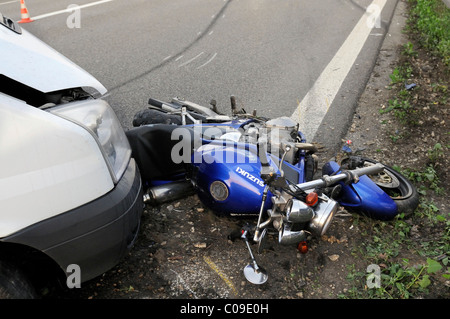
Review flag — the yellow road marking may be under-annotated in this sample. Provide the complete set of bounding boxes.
[203,256,237,296]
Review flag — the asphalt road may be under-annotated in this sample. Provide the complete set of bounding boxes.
[1,0,399,150]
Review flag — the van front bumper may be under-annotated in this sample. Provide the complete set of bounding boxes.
[2,158,143,283]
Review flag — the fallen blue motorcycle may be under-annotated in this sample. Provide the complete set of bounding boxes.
[127,96,419,284]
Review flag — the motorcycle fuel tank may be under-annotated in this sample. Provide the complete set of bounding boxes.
[190,141,275,215]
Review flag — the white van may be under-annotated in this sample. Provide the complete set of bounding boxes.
[0,13,143,298]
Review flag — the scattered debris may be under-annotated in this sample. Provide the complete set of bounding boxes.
[328,255,340,262]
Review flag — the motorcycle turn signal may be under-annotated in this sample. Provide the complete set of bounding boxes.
[305,191,319,207]
[298,241,308,254]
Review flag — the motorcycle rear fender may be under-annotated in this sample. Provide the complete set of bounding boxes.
[323,161,398,220]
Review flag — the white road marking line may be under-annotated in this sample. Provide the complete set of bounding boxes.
[179,52,204,67]
[32,0,114,21]
[0,1,18,6]
[175,55,184,61]
[163,55,172,61]
[291,0,387,140]
[197,52,217,69]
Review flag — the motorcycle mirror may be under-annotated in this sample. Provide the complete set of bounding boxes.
[242,229,268,284]
[243,264,268,285]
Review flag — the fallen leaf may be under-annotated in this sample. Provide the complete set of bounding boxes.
[328,254,339,262]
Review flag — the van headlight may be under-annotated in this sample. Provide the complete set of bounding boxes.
[50,99,131,183]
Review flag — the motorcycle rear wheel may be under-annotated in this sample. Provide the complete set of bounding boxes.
[342,156,419,217]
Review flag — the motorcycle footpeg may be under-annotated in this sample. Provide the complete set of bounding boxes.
[228,224,254,242]
[256,228,268,254]
[240,225,256,242]
[227,228,243,242]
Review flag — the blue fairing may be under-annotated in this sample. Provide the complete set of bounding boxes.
[323,161,398,220]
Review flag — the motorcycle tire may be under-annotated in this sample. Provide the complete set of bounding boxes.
[341,156,419,217]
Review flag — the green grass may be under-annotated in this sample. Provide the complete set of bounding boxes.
[381,0,449,120]
[380,98,413,121]
[339,162,449,299]
[408,0,450,65]
[341,210,449,299]
[402,164,444,196]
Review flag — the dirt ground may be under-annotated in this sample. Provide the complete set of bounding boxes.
[57,1,449,302]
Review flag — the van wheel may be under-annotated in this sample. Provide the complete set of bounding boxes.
[0,260,37,299]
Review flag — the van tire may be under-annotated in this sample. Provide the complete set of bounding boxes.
[0,260,37,299]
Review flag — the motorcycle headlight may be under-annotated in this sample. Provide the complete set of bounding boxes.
[50,99,131,184]
[308,197,338,236]
[286,199,315,223]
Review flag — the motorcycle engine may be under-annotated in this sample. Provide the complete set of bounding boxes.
[239,117,300,164]
[189,117,314,216]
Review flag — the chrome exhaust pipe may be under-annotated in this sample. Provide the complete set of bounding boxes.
[143,180,195,205]
[278,223,306,245]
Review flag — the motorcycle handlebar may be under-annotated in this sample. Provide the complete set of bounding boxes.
[148,97,184,111]
[148,98,165,108]
[295,163,385,191]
